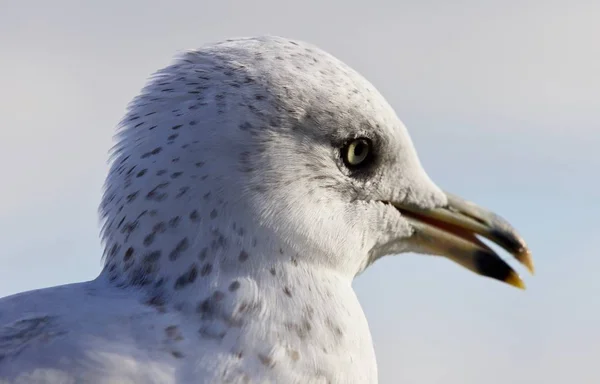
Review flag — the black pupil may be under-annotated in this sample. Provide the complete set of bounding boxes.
[354,141,366,157]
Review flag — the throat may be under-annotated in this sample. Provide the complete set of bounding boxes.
[107,259,375,382]
[97,196,377,380]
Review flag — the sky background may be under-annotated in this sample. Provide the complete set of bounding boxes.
[0,1,598,383]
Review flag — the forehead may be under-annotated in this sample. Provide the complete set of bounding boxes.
[203,36,359,87]
[181,37,399,133]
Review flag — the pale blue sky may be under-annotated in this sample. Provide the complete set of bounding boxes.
[0,1,598,383]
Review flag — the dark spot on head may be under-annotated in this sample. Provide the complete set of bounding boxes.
[171,172,183,179]
[325,317,344,339]
[153,277,166,288]
[123,247,134,262]
[174,264,198,289]
[153,222,167,233]
[288,349,300,361]
[197,299,211,313]
[127,191,139,203]
[172,124,182,130]
[189,210,200,222]
[196,295,221,320]
[136,169,147,177]
[169,216,181,228]
[128,266,155,287]
[228,281,241,292]
[169,237,190,261]
[200,263,213,276]
[285,319,312,339]
[146,182,169,201]
[171,351,184,358]
[145,294,166,308]
[283,287,292,297]
[198,248,208,261]
[238,250,249,262]
[198,325,226,341]
[304,305,315,319]
[164,325,184,340]
[239,122,252,131]
[143,233,155,246]
[269,267,276,276]
[209,230,227,251]
[141,147,162,159]
[210,209,218,219]
[258,354,274,368]
[176,186,189,198]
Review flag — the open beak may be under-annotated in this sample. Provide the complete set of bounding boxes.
[393,192,533,289]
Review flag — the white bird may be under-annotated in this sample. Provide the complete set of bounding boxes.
[0,36,533,384]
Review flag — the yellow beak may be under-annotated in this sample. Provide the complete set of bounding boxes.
[394,192,533,289]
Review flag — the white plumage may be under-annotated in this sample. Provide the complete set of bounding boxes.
[0,36,532,384]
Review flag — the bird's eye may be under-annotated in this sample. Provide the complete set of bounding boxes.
[342,138,372,168]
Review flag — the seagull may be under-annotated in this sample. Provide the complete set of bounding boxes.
[0,36,533,384]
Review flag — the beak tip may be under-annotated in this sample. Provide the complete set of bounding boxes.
[505,271,527,290]
[518,249,535,275]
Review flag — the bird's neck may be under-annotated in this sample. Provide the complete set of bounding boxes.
[197,265,377,383]
[101,259,377,383]
[97,237,378,382]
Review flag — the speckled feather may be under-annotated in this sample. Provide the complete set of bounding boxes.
[0,36,446,383]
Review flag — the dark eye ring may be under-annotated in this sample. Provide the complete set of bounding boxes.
[342,138,373,168]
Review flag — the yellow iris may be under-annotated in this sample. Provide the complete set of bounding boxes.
[345,139,370,166]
